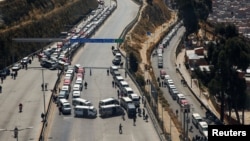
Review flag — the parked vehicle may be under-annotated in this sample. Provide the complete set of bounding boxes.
[99,97,119,108]
[74,105,97,118]
[99,104,124,117]
[198,121,208,139]
[192,113,203,127]
[73,98,92,106]
[120,97,133,110]
[158,56,163,68]
[59,99,71,115]
[110,66,118,75]
[12,63,21,71]
[160,69,166,79]
[127,103,136,118]
[128,93,140,107]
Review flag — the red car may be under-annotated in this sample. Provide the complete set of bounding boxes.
[63,79,71,86]
[77,67,85,74]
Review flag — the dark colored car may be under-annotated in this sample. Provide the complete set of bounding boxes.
[112,58,121,66]
[0,68,10,77]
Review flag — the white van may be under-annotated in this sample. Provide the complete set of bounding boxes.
[115,76,124,84]
[73,84,82,91]
[198,121,208,139]
[110,66,118,75]
[119,81,129,89]
[128,93,140,107]
[192,113,203,127]
[99,97,120,108]
[72,91,81,103]
[177,93,186,104]
[164,75,171,84]
[99,104,124,117]
[120,97,133,110]
[112,71,121,78]
[122,87,134,96]
[73,98,92,106]
[59,99,71,114]
[74,105,97,118]
[166,79,174,86]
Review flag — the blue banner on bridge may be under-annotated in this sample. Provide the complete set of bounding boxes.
[70,38,123,43]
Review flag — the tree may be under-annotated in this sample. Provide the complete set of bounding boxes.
[207,36,250,123]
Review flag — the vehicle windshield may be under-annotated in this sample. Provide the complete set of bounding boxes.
[64,105,71,108]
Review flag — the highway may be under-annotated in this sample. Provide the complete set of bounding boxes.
[151,23,214,140]
[0,54,59,140]
[46,0,161,141]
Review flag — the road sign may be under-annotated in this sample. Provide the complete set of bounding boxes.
[70,38,124,43]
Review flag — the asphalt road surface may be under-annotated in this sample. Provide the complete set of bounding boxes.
[151,24,214,139]
[46,0,161,141]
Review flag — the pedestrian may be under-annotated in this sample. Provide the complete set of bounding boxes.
[41,83,44,91]
[59,106,62,115]
[138,108,141,117]
[157,77,160,82]
[112,81,114,88]
[145,114,148,122]
[19,103,23,112]
[114,82,117,88]
[142,96,145,103]
[117,89,120,98]
[84,82,88,89]
[41,113,45,122]
[119,123,122,134]
[176,109,178,116]
[11,72,14,79]
[107,69,109,76]
[133,116,136,126]
[0,85,2,93]
[142,108,145,118]
[125,71,127,78]
[159,82,161,87]
[45,83,47,91]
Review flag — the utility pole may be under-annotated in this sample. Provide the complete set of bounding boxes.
[182,104,190,141]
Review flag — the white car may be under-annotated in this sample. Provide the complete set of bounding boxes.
[12,63,21,71]
[21,57,29,64]
[73,84,82,91]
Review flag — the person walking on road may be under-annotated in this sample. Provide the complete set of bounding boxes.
[0,85,2,93]
[107,69,109,76]
[119,123,123,134]
[58,106,62,115]
[117,89,120,98]
[19,103,23,113]
[84,82,88,89]
[133,116,136,126]
[142,108,145,119]
[112,81,114,88]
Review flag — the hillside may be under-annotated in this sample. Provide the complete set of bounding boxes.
[0,0,98,69]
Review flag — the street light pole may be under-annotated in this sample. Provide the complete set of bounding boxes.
[42,69,46,114]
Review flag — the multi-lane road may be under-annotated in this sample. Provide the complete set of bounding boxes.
[0,0,162,141]
[46,0,162,141]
